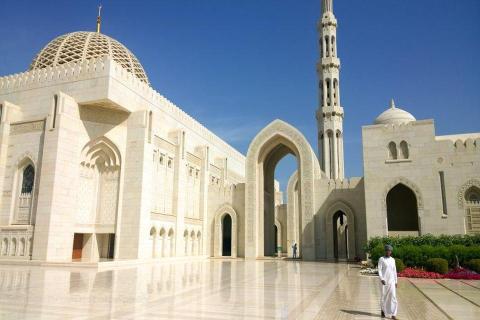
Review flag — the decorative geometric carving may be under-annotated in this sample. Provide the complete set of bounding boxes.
[29,31,149,85]
[457,179,480,208]
[76,137,121,226]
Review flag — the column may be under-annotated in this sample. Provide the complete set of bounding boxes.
[117,109,153,259]
[172,130,187,256]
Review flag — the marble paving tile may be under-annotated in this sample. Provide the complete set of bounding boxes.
[0,260,477,319]
[410,278,480,320]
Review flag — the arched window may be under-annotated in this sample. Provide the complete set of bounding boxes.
[388,142,397,160]
[184,230,189,255]
[168,228,175,257]
[10,238,17,256]
[325,36,330,57]
[21,165,35,194]
[16,162,35,224]
[326,79,331,106]
[150,227,156,238]
[400,141,409,159]
[1,238,8,256]
[465,186,480,202]
[331,36,336,57]
[19,238,26,256]
[327,130,334,177]
[333,80,337,106]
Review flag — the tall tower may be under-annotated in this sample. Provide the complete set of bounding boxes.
[316,0,344,180]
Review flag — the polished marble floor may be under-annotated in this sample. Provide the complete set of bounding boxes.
[0,259,479,319]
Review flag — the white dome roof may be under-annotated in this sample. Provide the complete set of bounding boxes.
[374,100,416,125]
[29,31,149,85]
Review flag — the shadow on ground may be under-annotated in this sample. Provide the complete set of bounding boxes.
[341,309,381,318]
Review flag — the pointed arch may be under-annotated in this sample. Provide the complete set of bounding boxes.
[245,119,320,260]
[14,156,37,224]
[458,179,480,208]
[81,136,121,168]
[325,201,356,260]
[382,177,423,235]
[213,204,238,258]
[77,136,121,228]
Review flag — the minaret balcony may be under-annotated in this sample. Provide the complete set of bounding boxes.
[321,105,344,117]
[318,58,340,70]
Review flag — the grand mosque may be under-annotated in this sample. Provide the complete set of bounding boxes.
[0,0,478,263]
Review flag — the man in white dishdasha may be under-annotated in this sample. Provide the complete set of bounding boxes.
[378,244,398,319]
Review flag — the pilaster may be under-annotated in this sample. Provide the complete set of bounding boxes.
[32,92,81,261]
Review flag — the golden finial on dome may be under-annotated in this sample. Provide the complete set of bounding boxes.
[96,5,102,33]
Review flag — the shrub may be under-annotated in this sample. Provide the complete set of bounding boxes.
[364,234,480,254]
[370,245,385,265]
[398,245,422,267]
[365,235,480,268]
[466,259,480,273]
[395,258,405,272]
[425,258,449,274]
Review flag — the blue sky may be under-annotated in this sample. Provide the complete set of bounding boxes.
[1,0,479,192]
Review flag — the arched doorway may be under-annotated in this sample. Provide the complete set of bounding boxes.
[222,214,232,256]
[245,120,321,260]
[332,211,348,260]
[386,184,419,235]
[325,201,356,260]
[213,205,238,258]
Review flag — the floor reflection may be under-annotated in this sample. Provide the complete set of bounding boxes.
[0,260,349,319]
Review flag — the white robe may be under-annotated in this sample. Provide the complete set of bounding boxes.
[378,256,398,317]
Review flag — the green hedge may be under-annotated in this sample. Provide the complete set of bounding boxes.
[395,258,405,272]
[369,243,480,267]
[466,259,480,273]
[425,258,449,274]
[365,234,480,254]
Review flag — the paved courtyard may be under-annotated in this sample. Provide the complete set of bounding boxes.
[0,259,478,319]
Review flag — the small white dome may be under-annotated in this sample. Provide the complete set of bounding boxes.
[29,31,149,85]
[374,99,416,125]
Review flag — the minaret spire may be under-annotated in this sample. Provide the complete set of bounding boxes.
[316,0,345,180]
[322,0,333,13]
[96,5,102,33]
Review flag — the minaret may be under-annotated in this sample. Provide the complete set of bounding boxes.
[316,0,344,180]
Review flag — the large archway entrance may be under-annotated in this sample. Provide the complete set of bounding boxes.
[222,214,232,256]
[386,183,419,235]
[245,120,321,260]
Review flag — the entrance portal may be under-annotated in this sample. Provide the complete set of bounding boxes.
[222,214,232,256]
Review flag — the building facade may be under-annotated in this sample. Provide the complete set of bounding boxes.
[0,0,479,263]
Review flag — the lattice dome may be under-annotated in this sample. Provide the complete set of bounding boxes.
[29,31,149,85]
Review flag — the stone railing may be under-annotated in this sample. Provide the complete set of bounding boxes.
[0,226,34,259]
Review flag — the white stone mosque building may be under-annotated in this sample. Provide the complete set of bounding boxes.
[0,0,479,263]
